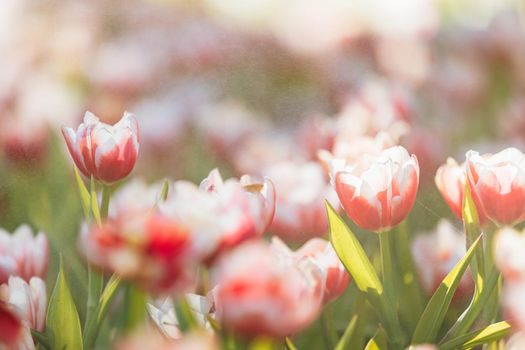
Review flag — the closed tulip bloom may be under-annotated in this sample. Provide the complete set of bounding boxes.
[61,111,140,184]
[332,146,419,232]
[272,237,349,303]
[494,227,525,281]
[212,241,322,338]
[412,220,473,298]
[466,148,525,225]
[0,276,47,350]
[435,158,487,224]
[0,225,49,284]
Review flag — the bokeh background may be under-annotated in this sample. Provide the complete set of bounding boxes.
[1,0,525,347]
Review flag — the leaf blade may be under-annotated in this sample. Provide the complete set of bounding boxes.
[412,234,483,344]
[46,257,83,350]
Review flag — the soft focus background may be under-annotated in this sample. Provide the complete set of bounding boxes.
[1,0,525,347]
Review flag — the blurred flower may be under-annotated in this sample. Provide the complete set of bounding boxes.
[109,178,167,218]
[503,280,525,331]
[200,169,276,238]
[318,132,395,173]
[435,157,487,224]
[332,146,419,232]
[264,161,338,242]
[161,169,275,261]
[62,111,140,184]
[0,276,47,350]
[0,225,49,284]
[0,117,48,165]
[195,100,269,162]
[212,241,322,338]
[412,220,473,298]
[407,345,438,350]
[148,293,214,340]
[466,147,525,225]
[0,303,24,349]
[506,332,525,350]
[81,209,197,294]
[115,329,218,350]
[494,227,525,282]
[271,237,349,303]
[296,115,336,161]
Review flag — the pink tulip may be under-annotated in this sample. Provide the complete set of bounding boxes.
[265,161,339,242]
[494,227,525,282]
[506,332,525,350]
[332,146,419,232]
[212,241,322,338]
[115,330,218,350]
[0,276,47,350]
[61,111,140,184]
[435,158,487,224]
[0,225,49,284]
[466,147,525,225]
[412,220,473,299]
[272,237,349,303]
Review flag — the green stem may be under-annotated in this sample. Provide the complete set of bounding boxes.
[173,294,198,333]
[320,309,337,350]
[100,184,111,220]
[379,231,396,305]
[379,231,405,348]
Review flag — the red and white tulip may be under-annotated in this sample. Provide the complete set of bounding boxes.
[62,111,140,184]
[466,147,525,225]
[332,146,419,232]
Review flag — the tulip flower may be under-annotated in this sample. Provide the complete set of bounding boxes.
[61,111,140,184]
[332,146,419,232]
[0,276,47,350]
[503,281,525,331]
[264,161,339,242]
[271,237,349,303]
[466,148,525,225]
[506,332,525,350]
[115,330,218,350]
[494,227,525,281]
[212,241,322,338]
[0,225,49,284]
[412,220,473,298]
[435,158,487,224]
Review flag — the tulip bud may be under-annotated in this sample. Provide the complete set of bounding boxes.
[61,111,140,184]
[212,241,322,338]
[332,146,419,232]
[466,147,525,225]
[0,225,49,284]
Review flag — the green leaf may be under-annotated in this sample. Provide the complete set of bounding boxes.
[365,328,388,350]
[442,267,500,340]
[439,321,511,350]
[83,274,121,348]
[73,167,91,219]
[46,257,83,350]
[335,315,358,350]
[31,330,52,350]
[326,202,404,346]
[326,202,383,295]
[285,337,298,350]
[90,176,102,226]
[412,234,483,344]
